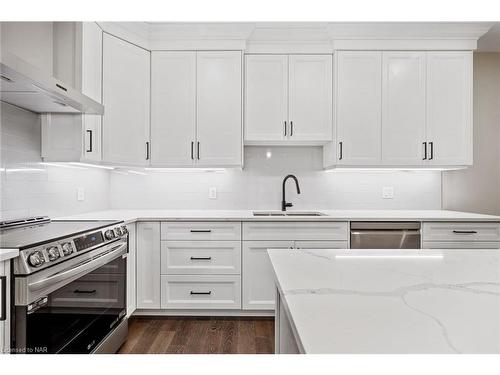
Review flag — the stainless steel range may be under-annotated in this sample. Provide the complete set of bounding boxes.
[0,216,129,354]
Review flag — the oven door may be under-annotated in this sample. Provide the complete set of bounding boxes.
[13,239,127,354]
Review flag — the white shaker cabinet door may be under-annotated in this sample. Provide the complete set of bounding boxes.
[288,54,333,143]
[426,51,473,166]
[102,33,150,166]
[126,223,137,317]
[196,51,242,167]
[242,241,294,310]
[381,51,426,165]
[151,51,197,166]
[136,222,161,309]
[336,51,382,165]
[244,54,288,143]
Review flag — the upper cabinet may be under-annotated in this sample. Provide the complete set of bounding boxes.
[245,54,333,145]
[151,51,242,167]
[336,51,382,165]
[326,50,472,168]
[102,33,151,166]
[425,52,472,166]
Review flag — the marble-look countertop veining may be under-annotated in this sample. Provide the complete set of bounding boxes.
[268,248,500,354]
[56,209,500,223]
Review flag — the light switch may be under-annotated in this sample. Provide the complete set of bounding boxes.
[382,186,394,199]
[77,187,85,201]
[209,187,217,199]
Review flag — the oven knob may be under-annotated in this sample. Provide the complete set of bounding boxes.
[115,227,122,236]
[28,251,45,267]
[121,226,128,234]
[104,230,115,240]
[47,246,61,261]
[61,242,73,256]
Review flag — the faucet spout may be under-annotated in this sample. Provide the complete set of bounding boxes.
[282,174,301,211]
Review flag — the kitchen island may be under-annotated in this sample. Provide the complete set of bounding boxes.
[269,248,500,354]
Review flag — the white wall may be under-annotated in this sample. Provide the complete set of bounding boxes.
[442,53,500,215]
[109,147,442,210]
[0,103,110,220]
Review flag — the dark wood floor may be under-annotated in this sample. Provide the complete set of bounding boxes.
[118,317,275,354]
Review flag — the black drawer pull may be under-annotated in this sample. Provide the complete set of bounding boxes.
[74,289,97,294]
[190,256,212,260]
[190,229,212,233]
[190,291,212,295]
[452,230,478,234]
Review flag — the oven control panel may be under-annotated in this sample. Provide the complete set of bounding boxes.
[15,225,129,275]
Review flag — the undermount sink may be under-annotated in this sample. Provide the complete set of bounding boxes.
[253,211,327,217]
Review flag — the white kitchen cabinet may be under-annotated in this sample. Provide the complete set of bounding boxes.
[244,55,288,142]
[0,261,10,354]
[196,51,242,166]
[336,51,382,165]
[151,51,197,166]
[242,221,348,241]
[161,221,241,241]
[425,51,472,166]
[242,241,294,310]
[102,33,150,166]
[245,54,333,145]
[126,223,137,317]
[150,51,242,167]
[294,241,349,249]
[136,222,161,309]
[381,51,426,165]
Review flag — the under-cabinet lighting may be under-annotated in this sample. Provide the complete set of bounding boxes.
[68,163,115,170]
[325,167,466,172]
[127,170,148,176]
[335,255,444,259]
[4,168,46,173]
[144,168,226,173]
[39,162,88,170]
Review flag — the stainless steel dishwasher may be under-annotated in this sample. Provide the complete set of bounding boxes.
[350,222,421,249]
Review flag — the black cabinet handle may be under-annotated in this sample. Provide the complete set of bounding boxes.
[423,142,427,160]
[197,141,200,160]
[452,230,478,234]
[190,291,212,295]
[191,141,194,160]
[284,121,287,136]
[56,83,67,92]
[429,141,434,160]
[190,229,212,233]
[290,121,294,136]
[190,256,212,260]
[74,289,97,294]
[0,276,6,321]
[86,130,93,153]
[339,141,343,160]
[146,142,150,160]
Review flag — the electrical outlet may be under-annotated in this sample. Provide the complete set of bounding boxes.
[382,186,394,199]
[209,187,217,200]
[77,187,85,201]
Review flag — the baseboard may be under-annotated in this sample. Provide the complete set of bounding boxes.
[133,309,275,317]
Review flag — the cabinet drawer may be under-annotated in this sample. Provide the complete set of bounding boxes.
[161,241,241,275]
[422,241,500,249]
[294,241,349,249]
[161,222,241,241]
[161,275,241,309]
[422,222,500,242]
[243,222,348,241]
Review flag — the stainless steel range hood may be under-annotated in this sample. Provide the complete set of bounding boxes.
[0,52,104,115]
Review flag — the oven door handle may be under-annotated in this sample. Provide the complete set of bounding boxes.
[28,242,127,292]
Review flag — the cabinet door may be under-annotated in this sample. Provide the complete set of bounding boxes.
[288,55,333,143]
[126,223,136,317]
[196,51,242,166]
[242,241,294,310]
[337,51,382,165]
[382,52,426,165]
[151,51,196,166]
[136,222,161,309]
[102,33,150,165]
[426,52,472,166]
[244,55,288,143]
[294,241,349,249]
[81,22,103,162]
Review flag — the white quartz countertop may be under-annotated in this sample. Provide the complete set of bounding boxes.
[268,248,500,354]
[56,209,500,223]
[0,248,19,262]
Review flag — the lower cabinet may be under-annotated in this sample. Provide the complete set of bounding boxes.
[242,240,349,310]
[136,222,161,309]
[160,275,241,309]
[126,223,137,316]
[0,260,10,354]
